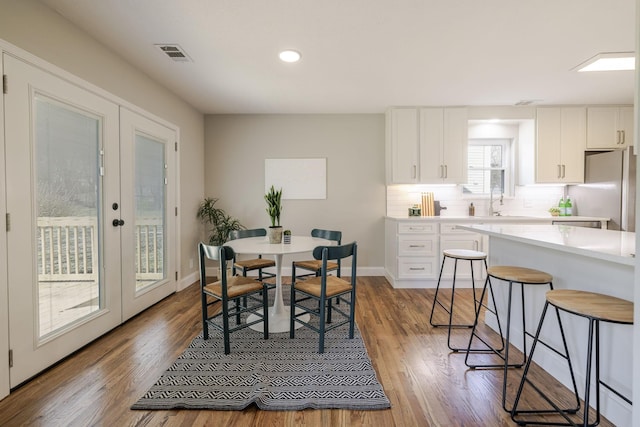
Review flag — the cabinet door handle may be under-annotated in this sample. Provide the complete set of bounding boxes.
[562,164,566,178]
[557,164,561,179]
[408,226,425,231]
[409,244,425,248]
[412,164,417,179]
[409,267,425,271]
[621,130,625,144]
[439,165,443,178]
[444,165,448,178]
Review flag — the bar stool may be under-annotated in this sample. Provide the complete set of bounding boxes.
[429,249,501,352]
[465,265,562,412]
[511,289,633,426]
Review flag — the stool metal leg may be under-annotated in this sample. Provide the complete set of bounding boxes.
[463,274,506,361]
[430,255,487,352]
[511,301,581,426]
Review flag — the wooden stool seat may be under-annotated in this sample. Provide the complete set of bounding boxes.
[487,265,553,284]
[443,249,487,260]
[546,289,633,325]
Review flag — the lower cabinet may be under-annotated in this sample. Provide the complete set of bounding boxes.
[385,218,485,288]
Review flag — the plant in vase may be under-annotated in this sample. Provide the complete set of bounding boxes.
[265,185,283,243]
[283,229,291,244]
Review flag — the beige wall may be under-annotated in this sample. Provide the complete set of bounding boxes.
[0,0,205,284]
[204,114,386,269]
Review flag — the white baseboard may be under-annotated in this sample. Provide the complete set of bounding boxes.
[178,271,199,291]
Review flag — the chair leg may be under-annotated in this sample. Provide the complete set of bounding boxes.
[290,284,296,339]
[319,295,326,354]
[262,284,270,340]
[327,298,333,324]
[222,299,231,355]
[201,291,209,340]
[235,299,241,325]
[349,289,355,339]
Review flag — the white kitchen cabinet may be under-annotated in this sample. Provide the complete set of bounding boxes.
[385,218,486,288]
[385,219,439,286]
[536,107,586,183]
[419,107,468,184]
[386,108,419,183]
[385,107,468,184]
[439,223,485,280]
[586,106,634,149]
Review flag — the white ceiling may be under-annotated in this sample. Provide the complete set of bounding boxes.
[40,0,636,114]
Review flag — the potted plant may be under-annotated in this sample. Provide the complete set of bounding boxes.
[196,197,244,246]
[265,185,283,243]
[283,229,291,244]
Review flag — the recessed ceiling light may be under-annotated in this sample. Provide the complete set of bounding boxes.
[574,52,635,72]
[279,50,301,63]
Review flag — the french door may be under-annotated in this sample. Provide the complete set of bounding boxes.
[120,108,176,321]
[3,54,176,386]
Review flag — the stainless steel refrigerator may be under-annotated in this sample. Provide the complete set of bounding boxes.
[567,147,636,231]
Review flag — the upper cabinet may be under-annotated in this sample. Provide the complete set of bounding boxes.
[386,107,468,184]
[420,108,468,184]
[386,108,419,183]
[586,106,634,149]
[536,107,586,184]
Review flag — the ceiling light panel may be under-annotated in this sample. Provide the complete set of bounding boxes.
[575,52,635,72]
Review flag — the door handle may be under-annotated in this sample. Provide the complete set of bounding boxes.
[557,164,561,179]
[444,165,448,178]
[112,219,125,227]
[562,164,566,178]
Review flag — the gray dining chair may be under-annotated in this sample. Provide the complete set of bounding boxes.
[290,242,357,353]
[199,242,269,354]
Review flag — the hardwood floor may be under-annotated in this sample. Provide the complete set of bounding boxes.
[0,277,614,426]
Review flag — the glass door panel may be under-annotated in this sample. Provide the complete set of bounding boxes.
[135,134,166,291]
[35,96,102,337]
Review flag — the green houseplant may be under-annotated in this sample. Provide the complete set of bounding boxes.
[264,185,283,243]
[197,197,243,246]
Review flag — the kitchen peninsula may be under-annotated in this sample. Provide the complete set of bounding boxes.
[384,216,610,289]
[458,223,634,427]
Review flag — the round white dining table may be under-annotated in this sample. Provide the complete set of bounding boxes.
[224,235,331,333]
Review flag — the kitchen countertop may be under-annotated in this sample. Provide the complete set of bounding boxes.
[457,223,635,266]
[386,215,610,227]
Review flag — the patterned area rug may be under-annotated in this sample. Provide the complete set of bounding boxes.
[131,316,390,411]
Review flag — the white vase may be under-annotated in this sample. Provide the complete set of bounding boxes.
[268,226,283,243]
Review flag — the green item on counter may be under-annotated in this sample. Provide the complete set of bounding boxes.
[558,198,566,216]
[565,198,572,216]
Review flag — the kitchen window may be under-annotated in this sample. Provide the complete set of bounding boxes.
[462,138,511,196]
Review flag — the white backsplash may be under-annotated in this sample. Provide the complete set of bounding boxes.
[387,185,566,217]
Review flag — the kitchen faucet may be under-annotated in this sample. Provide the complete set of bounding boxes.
[489,187,503,216]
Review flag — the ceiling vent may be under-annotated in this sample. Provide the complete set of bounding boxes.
[155,44,192,62]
